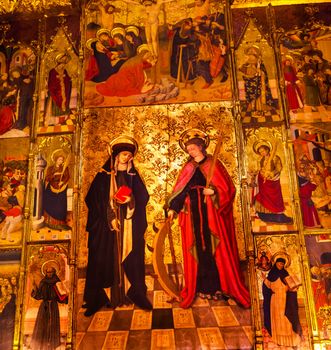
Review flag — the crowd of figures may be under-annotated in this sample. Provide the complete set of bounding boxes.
[282,33,331,113]
[169,12,228,88]
[0,62,35,136]
[0,160,27,242]
[238,31,331,119]
[84,0,228,102]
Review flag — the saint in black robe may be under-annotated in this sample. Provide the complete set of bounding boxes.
[83,157,151,314]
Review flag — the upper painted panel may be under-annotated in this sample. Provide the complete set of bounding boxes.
[83,0,231,107]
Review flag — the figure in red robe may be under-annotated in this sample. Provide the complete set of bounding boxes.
[44,53,72,124]
[96,47,156,97]
[297,170,321,228]
[283,58,304,112]
[166,130,250,309]
[252,141,293,224]
[0,74,16,135]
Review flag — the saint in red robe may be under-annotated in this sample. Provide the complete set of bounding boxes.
[168,156,250,308]
[47,67,72,116]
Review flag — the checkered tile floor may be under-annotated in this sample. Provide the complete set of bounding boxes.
[37,113,76,134]
[242,110,282,125]
[75,266,253,350]
[289,107,331,124]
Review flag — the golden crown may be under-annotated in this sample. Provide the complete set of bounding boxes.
[179,128,210,152]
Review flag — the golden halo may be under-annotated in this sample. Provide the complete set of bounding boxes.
[86,38,98,50]
[126,25,139,37]
[179,128,210,152]
[41,260,60,276]
[108,135,138,156]
[55,52,71,65]
[271,251,291,268]
[96,28,111,38]
[137,44,150,55]
[244,45,261,57]
[284,54,294,63]
[111,27,126,38]
[51,149,67,163]
[253,139,273,155]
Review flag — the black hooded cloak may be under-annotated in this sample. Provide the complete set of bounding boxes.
[83,156,150,313]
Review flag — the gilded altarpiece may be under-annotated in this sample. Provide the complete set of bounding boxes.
[0,1,330,349]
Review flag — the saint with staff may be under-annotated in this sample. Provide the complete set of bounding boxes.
[165,129,251,308]
[83,136,152,316]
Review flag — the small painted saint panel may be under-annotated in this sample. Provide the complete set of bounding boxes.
[245,127,295,232]
[0,44,36,138]
[84,0,231,107]
[255,234,309,349]
[290,124,331,230]
[0,249,20,350]
[279,5,331,124]
[236,20,280,125]
[37,27,78,134]
[0,138,29,246]
[30,135,73,241]
[305,234,331,340]
[23,244,69,350]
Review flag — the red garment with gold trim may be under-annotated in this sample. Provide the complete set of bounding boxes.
[170,156,251,308]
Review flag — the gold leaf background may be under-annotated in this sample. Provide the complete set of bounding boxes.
[78,102,245,267]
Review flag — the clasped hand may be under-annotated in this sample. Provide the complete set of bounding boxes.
[167,187,214,222]
[115,195,131,204]
[111,219,120,232]
[203,187,214,196]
